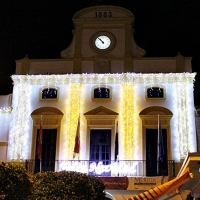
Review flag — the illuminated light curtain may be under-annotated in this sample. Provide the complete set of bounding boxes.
[9,73,196,161]
[121,82,136,160]
[11,73,196,85]
[65,83,82,159]
[174,80,192,159]
[8,82,31,160]
[0,107,12,113]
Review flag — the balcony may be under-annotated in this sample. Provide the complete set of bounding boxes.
[25,160,175,177]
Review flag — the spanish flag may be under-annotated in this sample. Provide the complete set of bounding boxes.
[73,118,80,159]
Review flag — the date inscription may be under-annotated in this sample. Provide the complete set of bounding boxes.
[95,12,112,18]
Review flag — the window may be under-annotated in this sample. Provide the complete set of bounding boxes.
[94,87,110,98]
[40,87,59,101]
[146,86,165,100]
[92,86,112,101]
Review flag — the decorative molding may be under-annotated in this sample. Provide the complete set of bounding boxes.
[31,107,64,115]
[84,106,118,116]
[0,142,8,146]
[94,57,111,73]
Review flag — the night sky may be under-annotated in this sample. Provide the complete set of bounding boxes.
[1,0,200,105]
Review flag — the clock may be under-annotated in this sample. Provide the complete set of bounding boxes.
[94,35,111,50]
[90,32,116,53]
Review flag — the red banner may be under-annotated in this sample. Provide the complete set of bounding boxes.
[99,177,129,190]
[73,119,80,159]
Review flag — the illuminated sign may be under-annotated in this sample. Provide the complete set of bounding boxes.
[89,161,137,176]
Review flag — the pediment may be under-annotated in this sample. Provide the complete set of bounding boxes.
[84,106,118,116]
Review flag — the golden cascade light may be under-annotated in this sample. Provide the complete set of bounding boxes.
[65,83,82,159]
[121,82,136,160]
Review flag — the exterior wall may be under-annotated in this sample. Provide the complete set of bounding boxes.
[195,108,200,152]
[0,113,11,161]
[0,95,12,161]
[15,56,192,75]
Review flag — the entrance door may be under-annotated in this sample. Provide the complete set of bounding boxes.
[35,129,57,173]
[89,129,111,176]
[146,129,168,176]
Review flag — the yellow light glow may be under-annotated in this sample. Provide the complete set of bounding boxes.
[120,83,136,160]
[64,83,82,159]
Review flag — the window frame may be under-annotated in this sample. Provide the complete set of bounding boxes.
[39,86,59,101]
[91,85,112,102]
[145,85,166,100]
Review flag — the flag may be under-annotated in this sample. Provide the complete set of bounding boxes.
[115,122,119,161]
[37,116,43,160]
[157,114,165,175]
[73,118,80,159]
[157,115,164,162]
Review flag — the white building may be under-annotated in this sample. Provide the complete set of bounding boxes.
[0,5,198,199]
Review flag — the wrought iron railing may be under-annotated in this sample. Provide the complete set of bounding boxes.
[25,159,175,177]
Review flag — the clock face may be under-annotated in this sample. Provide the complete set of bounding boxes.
[94,35,111,50]
[90,32,116,53]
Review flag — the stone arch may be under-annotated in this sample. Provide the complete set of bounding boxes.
[139,106,173,161]
[31,107,63,116]
[139,106,173,116]
[30,107,64,160]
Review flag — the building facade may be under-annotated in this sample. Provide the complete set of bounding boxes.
[0,5,197,199]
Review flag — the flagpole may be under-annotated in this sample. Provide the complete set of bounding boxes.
[157,114,165,175]
[39,115,42,172]
[115,121,119,161]
[40,158,42,173]
[157,114,160,175]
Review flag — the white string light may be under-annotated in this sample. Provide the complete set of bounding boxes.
[8,73,196,161]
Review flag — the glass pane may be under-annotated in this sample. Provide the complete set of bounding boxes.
[94,87,110,98]
[147,87,164,98]
[89,129,111,176]
[42,88,57,99]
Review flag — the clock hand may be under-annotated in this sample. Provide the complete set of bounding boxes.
[98,37,104,44]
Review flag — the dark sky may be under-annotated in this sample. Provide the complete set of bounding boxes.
[1,0,200,105]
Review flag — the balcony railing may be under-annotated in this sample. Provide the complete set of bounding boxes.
[25,159,175,177]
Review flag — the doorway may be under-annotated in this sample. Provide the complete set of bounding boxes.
[89,129,111,176]
[146,129,168,176]
[35,129,57,173]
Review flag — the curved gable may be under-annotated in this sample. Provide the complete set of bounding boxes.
[31,107,63,116]
[139,106,173,116]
